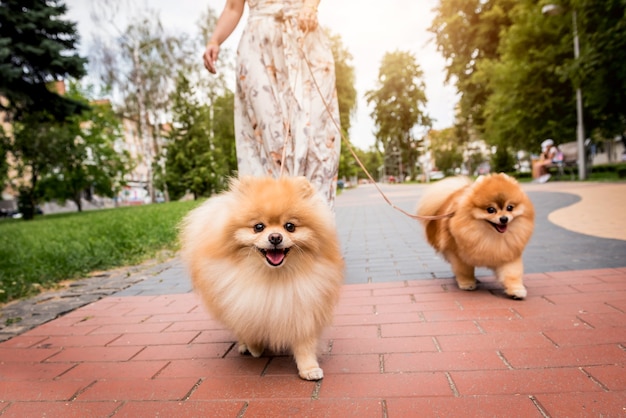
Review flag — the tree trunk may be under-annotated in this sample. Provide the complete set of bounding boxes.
[73,195,83,212]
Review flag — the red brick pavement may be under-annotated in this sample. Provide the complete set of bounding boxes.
[1,268,625,417]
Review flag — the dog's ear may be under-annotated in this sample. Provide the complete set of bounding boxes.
[231,175,261,197]
[497,172,515,182]
[292,176,316,198]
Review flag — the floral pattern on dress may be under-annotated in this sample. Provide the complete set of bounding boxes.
[235,0,341,210]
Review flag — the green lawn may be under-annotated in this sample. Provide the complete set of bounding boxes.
[0,200,200,304]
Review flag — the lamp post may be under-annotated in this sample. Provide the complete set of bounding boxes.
[542,4,587,180]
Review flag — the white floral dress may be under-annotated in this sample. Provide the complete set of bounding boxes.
[235,0,341,209]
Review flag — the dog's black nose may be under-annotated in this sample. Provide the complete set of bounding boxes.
[499,216,509,224]
[268,233,283,245]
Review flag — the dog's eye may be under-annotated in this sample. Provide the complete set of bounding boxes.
[506,205,514,211]
[284,222,296,232]
[253,223,265,233]
[487,207,496,214]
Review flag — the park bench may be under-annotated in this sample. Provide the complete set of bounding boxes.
[547,140,591,179]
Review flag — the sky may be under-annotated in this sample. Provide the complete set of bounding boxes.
[64,0,458,150]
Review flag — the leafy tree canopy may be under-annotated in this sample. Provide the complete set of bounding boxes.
[7,81,131,219]
[0,0,87,120]
[161,72,235,200]
[431,0,626,152]
[38,82,132,212]
[430,0,515,132]
[365,50,431,179]
[429,128,464,174]
[326,30,358,180]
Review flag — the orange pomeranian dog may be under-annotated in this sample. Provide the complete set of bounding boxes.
[416,173,535,299]
[180,176,344,380]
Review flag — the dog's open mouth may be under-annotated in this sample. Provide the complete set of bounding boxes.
[259,247,290,266]
[488,221,508,233]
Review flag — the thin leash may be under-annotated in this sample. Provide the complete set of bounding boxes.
[293,31,454,222]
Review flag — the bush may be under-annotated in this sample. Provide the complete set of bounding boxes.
[491,147,516,173]
[512,171,532,179]
[592,162,626,173]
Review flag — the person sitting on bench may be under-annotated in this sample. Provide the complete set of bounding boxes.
[532,139,560,183]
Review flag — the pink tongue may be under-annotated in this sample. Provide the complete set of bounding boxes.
[266,249,285,265]
[495,224,507,233]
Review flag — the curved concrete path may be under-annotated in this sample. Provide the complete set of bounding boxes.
[524,181,626,241]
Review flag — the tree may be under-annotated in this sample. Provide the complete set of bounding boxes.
[7,83,131,218]
[481,0,626,152]
[429,128,464,175]
[365,50,431,179]
[38,84,131,211]
[0,0,87,120]
[91,5,185,202]
[574,0,626,140]
[359,146,384,182]
[490,146,516,173]
[327,31,358,180]
[8,111,69,219]
[431,0,626,153]
[0,127,9,186]
[161,72,235,200]
[429,0,515,135]
[194,5,234,84]
[211,93,237,176]
[153,3,238,201]
[481,1,574,151]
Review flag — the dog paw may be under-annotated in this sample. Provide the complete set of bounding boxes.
[506,286,527,300]
[457,282,477,291]
[299,367,324,381]
[238,343,263,357]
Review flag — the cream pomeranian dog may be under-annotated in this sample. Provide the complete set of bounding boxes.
[180,176,344,380]
[416,173,535,299]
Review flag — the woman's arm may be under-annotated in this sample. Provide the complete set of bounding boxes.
[547,146,558,160]
[203,0,245,74]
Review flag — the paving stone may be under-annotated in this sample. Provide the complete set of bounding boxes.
[0,182,624,416]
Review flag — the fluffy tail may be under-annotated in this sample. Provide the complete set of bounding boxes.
[416,176,471,222]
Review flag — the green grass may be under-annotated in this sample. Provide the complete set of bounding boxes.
[0,200,200,304]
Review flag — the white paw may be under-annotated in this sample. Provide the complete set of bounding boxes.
[507,286,527,300]
[299,367,324,381]
[238,343,263,357]
[458,282,477,291]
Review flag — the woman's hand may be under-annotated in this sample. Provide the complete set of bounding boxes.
[297,5,318,32]
[203,42,220,74]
